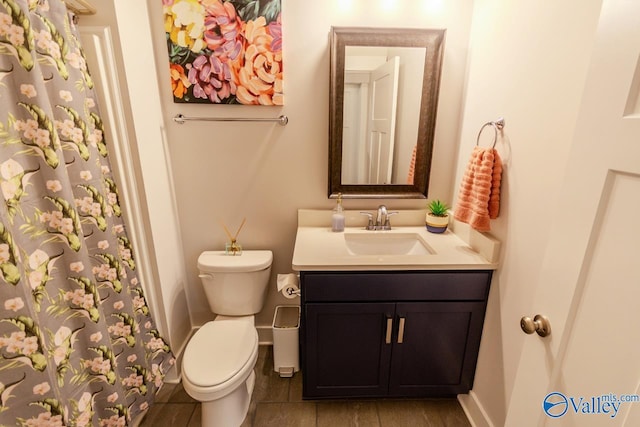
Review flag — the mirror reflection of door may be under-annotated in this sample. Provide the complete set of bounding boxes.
[368,56,399,184]
[341,73,367,184]
[340,46,426,185]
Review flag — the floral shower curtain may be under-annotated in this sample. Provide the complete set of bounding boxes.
[0,0,174,425]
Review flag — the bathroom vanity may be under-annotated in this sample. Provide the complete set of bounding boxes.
[292,209,499,399]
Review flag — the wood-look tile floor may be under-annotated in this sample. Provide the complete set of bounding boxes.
[140,345,471,427]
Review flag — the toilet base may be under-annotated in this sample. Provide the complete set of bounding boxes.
[201,369,256,427]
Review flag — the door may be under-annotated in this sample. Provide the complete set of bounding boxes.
[506,1,640,424]
[389,302,486,396]
[366,56,400,184]
[303,302,394,398]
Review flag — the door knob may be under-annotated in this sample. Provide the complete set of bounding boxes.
[520,314,551,337]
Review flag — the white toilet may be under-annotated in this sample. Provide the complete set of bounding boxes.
[181,250,273,427]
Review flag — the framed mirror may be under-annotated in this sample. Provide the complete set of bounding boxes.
[329,27,446,198]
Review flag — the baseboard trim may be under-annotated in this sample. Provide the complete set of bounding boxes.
[458,391,494,427]
[257,325,274,345]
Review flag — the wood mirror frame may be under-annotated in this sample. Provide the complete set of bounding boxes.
[328,27,446,199]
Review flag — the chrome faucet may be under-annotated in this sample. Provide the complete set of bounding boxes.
[375,205,388,228]
[360,205,398,230]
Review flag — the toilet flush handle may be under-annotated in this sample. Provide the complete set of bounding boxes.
[199,274,213,279]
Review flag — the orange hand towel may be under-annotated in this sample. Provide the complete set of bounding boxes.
[454,147,503,232]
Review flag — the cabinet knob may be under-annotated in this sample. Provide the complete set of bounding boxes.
[520,314,551,337]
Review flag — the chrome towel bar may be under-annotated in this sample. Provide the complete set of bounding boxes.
[173,114,289,126]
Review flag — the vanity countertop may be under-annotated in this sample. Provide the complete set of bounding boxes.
[292,209,500,271]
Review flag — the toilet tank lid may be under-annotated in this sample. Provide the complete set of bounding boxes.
[198,250,273,273]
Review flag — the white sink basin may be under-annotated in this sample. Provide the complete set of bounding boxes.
[292,210,500,270]
[344,232,435,256]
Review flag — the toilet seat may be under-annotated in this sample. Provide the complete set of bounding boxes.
[182,318,259,401]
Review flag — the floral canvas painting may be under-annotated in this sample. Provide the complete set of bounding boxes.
[163,0,283,105]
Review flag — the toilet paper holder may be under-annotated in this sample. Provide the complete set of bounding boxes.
[277,273,300,299]
[285,287,301,297]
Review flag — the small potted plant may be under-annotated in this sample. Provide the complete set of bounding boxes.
[426,199,450,233]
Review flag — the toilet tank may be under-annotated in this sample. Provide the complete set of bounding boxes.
[197,250,273,316]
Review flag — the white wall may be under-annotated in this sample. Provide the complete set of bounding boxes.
[455,0,603,424]
[144,0,475,328]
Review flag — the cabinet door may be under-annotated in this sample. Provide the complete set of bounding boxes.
[389,301,486,396]
[303,302,395,398]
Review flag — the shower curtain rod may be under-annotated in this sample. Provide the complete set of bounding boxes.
[64,0,96,15]
[173,113,289,126]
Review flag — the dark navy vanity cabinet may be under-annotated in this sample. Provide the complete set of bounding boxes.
[299,270,493,399]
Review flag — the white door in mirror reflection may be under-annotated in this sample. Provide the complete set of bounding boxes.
[342,56,399,184]
[368,56,399,184]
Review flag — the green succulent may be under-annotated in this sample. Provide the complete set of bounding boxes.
[427,200,449,217]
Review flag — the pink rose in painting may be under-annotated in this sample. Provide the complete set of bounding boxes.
[268,15,283,53]
[202,0,243,62]
[186,54,236,103]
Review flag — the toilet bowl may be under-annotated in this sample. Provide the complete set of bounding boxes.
[182,317,259,427]
[181,250,272,427]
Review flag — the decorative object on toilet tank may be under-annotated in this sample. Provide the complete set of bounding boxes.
[163,0,284,105]
[220,218,246,255]
[426,199,450,233]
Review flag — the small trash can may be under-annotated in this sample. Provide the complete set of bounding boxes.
[272,305,300,378]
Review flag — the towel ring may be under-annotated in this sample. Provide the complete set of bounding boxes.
[476,117,505,148]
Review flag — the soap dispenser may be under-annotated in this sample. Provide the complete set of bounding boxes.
[331,193,345,232]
